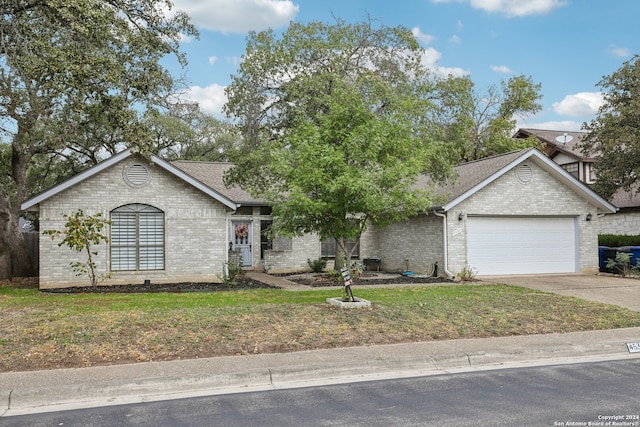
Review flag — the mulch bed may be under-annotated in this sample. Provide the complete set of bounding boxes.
[40,277,277,293]
[25,272,451,293]
[280,272,452,287]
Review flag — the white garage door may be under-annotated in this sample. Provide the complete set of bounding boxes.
[466,216,577,275]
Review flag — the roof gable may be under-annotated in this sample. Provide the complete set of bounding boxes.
[21,150,237,211]
[433,148,616,213]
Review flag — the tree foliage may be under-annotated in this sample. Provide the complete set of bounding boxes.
[144,103,241,162]
[433,74,543,162]
[43,209,111,287]
[0,0,196,278]
[580,55,640,198]
[224,19,459,267]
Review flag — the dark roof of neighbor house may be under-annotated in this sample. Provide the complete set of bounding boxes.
[171,160,264,206]
[513,128,595,162]
[609,186,640,210]
[514,128,640,209]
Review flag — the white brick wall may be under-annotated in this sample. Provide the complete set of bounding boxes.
[39,157,231,289]
[264,233,321,273]
[38,156,604,287]
[376,215,443,274]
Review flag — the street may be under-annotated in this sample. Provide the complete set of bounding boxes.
[4,358,640,426]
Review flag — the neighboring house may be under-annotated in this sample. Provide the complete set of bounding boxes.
[21,148,615,289]
[513,128,596,184]
[600,186,640,235]
[513,128,640,236]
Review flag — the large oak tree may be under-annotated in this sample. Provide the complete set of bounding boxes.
[0,0,196,278]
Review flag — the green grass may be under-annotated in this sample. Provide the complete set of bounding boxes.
[2,283,640,372]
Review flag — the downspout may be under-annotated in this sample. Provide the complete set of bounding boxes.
[433,210,455,279]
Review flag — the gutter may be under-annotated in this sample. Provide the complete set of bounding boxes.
[433,210,456,279]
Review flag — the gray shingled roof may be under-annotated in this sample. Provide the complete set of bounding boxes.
[174,149,532,208]
[428,149,530,206]
[171,160,265,205]
[609,186,640,209]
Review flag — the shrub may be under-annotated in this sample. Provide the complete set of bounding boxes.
[599,234,640,247]
[605,252,640,277]
[218,260,243,286]
[325,269,341,282]
[307,257,328,273]
[458,264,478,281]
[350,260,365,276]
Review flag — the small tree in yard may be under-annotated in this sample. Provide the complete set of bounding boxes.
[224,19,459,271]
[43,210,111,287]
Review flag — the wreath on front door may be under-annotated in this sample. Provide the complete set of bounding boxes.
[235,224,249,239]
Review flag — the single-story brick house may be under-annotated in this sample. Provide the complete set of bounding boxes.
[21,147,616,289]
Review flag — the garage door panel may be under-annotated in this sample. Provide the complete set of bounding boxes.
[467,217,577,275]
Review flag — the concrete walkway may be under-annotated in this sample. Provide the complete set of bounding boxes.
[2,273,640,417]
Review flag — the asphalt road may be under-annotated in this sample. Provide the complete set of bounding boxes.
[5,358,640,427]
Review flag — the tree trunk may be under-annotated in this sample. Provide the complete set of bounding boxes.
[0,186,12,280]
[334,238,348,271]
[0,185,29,280]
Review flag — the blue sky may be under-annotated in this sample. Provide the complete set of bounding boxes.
[168,0,639,132]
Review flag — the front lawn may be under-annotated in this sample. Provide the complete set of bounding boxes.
[2,280,640,372]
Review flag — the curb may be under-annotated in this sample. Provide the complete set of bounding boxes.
[3,327,640,417]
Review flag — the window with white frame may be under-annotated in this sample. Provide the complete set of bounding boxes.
[111,204,164,271]
[561,162,579,179]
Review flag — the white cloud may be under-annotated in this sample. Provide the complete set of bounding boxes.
[421,48,469,77]
[552,92,604,117]
[432,0,567,17]
[226,56,242,67]
[609,45,630,58]
[187,83,228,116]
[449,34,462,44]
[171,0,299,33]
[179,33,194,43]
[412,27,435,45]
[208,56,218,65]
[490,64,512,74]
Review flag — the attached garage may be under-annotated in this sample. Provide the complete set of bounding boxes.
[466,216,577,275]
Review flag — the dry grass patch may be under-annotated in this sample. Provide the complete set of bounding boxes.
[2,281,640,372]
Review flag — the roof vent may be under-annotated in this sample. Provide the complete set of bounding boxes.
[516,163,533,183]
[125,163,151,187]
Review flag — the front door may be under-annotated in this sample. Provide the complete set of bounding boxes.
[232,221,252,267]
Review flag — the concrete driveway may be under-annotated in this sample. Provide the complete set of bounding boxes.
[479,274,640,312]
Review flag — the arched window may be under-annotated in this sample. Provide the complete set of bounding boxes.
[111,204,164,271]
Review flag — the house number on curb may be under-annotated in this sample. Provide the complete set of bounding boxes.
[626,342,640,353]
